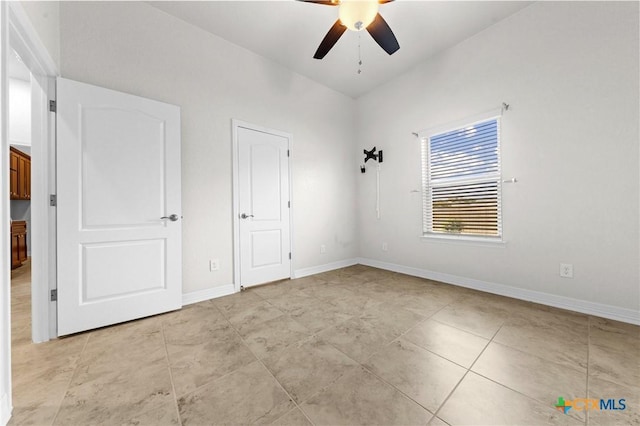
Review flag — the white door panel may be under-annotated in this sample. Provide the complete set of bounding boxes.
[82,239,165,301]
[57,78,182,336]
[81,107,165,228]
[251,230,282,267]
[237,125,291,288]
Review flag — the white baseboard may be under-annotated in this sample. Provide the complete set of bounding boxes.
[182,258,360,304]
[182,284,235,306]
[293,258,359,279]
[357,257,640,325]
[0,393,11,426]
[180,259,639,325]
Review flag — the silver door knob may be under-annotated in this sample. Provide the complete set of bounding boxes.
[161,214,179,222]
[240,213,254,219]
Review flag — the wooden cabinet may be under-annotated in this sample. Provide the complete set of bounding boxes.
[10,148,31,269]
[10,147,31,200]
[11,221,28,269]
[10,149,19,198]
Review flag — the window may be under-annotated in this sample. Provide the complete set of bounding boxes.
[421,115,502,240]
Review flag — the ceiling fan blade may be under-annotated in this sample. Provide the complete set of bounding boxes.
[297,0,338,5]
[366,13,400,55]
[314,20,347,59]
[298,0,391,3]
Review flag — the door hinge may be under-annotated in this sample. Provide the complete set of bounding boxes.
[50,289,57,301]
[50,194,57,206]
[287,149,290,157]
[289,252,292,260]
[288,201,290,208]
[49,100,56,112]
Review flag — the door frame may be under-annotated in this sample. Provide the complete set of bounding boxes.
[231,119,294,292]
[7,1,58,344]
[1,4,10,422]
[2,5,58,420]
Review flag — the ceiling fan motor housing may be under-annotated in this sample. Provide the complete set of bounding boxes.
[339,0,379,31]
[305,0,399,59]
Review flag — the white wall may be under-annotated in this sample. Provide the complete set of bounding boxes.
[58,1,358,295]
[18,1,59,70]
[356,2,640,315]
[8,78,30,146]
[18,1,640,321]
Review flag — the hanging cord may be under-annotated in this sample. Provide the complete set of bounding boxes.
[357,33,362,74]
[376,163,381,219]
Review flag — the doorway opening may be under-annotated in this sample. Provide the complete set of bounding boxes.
[6,2,58,347]
[8,48,34,347]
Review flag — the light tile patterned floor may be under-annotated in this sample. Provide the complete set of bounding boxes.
[9,263,640,425]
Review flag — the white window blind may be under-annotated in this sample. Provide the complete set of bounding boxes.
[422,117,502,239]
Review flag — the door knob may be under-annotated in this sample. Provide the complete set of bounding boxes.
[161,214,180,222]
[240,213,254,219]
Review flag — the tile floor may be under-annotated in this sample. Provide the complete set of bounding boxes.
[8,263,640,425]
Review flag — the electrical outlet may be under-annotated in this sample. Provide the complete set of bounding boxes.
[382,242,388,251]
[209,259,220,271]
[320,245,326,254]
[560,263,573,278]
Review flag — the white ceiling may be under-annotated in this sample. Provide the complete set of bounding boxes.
[149,1,532,98]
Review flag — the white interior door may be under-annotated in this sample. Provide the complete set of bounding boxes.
[56,77,182,336]
[236,124,291,288]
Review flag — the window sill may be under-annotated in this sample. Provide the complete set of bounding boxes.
[419,234,507,248]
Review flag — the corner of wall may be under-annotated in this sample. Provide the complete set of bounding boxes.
[293,258,359,279]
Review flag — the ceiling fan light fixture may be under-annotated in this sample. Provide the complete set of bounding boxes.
[339,0,379,31]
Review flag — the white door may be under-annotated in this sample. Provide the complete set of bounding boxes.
[235,123,291,288]
[56,78,182,336]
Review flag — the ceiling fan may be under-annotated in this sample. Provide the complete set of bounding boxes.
[300,0,400,59]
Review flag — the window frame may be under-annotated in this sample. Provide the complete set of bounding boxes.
[419,109,504,243]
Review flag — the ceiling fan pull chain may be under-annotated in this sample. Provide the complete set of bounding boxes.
[357,33,363,74]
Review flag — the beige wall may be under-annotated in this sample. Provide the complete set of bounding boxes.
[19,1,59,69]
[18,1,640,317]
[356,2,640,313]
[58,1,359,294]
